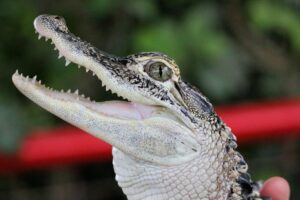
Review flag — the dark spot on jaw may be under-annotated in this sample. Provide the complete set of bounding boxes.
[118,59,129,65]
[89,48,98,58]
[55,27,68,34]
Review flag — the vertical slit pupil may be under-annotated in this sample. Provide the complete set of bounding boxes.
[159,65,163,77]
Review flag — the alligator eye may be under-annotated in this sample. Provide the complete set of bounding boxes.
[145,61,172,82]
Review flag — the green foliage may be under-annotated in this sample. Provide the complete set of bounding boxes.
[249,0,300,52]
[133,20,184,62]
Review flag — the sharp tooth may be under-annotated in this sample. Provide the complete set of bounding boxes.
[85,68,89,73]
[65,59,71,66]
[54,47,57,50]
[38,80,42,84]
[77,65,81,69]
[51,41,54,44]
[38,34,42,40]
[75,89,79,95]
[92,72,95,76]
[67,89,71,93]
[15,70,19,75]
[45,37,49,42]
[81,94,85,98]
[60,89,64,92]
[87,97,90,101]
[32,75,37,83]
[58,53,63,59]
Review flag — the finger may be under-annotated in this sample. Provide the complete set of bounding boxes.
[260,177,290,200]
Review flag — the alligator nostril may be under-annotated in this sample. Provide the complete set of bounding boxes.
[54,16,60,20]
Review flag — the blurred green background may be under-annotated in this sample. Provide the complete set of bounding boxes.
[0,0,299,199]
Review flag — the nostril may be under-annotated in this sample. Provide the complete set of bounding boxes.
[54,16,60,20]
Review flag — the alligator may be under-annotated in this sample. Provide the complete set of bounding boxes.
[12,15,268,200]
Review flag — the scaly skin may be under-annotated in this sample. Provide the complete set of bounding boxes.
[12,15,267,200]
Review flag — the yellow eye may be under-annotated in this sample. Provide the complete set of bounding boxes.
[145,61,172,82]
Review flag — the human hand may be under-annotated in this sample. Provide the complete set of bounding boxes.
[260,177,290,200]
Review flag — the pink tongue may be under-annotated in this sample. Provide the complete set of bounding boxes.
[91,101,158,120]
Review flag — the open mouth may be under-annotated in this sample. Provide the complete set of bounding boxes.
[12,15,200,165]
[12,15,180,125]
[12,55,161,123]
[12,15,169,123]
[12,13,198,128]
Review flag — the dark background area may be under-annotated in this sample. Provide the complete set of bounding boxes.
[0,0,299,199]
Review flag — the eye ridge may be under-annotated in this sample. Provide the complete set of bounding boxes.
[144,61,172,82]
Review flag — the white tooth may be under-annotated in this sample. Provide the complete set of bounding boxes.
[81,94,85,98]
[45,38,49,42]
[85,68,89,73]
[75,89,79,95]
[92,72,95,76]
[25,76,29,81]
[38,34,42,40]
[15,70,19,75]
[87,97,90,101]
[67,89,71,93]
[32,75,37,82]
[58,53,63,59]
[77,65,81,69]
[54,47,57,50]
[38,80,42,84]
[51,41,54,44]
[65,59,71,66]
[60,89,64,92]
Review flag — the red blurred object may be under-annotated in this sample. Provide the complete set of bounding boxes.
[0,99,300,173]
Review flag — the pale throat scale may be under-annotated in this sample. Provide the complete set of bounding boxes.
[12,15,269,200]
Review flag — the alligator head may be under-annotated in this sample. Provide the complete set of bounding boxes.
[12,15,262,200]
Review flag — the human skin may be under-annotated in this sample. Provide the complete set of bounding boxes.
[261,177,290,200]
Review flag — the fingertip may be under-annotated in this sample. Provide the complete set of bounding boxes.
[260,177,290,200]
